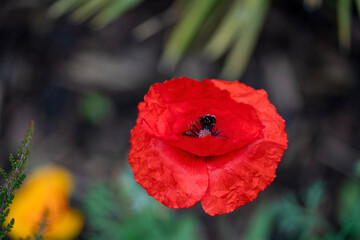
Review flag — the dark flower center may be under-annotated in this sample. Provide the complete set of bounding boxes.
[184,114,221,138]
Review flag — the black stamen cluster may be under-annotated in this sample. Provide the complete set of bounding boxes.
[184,114,221,137]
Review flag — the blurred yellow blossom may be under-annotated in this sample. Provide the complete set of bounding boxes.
[5,165,83,240]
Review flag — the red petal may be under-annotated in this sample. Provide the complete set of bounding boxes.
[128,126,208,208]
[210,80,287,145]
[201,140,286,216]
[199,80,288,215]
[137,77,264,156]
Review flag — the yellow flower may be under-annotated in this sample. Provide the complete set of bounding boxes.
[5,165,83,240]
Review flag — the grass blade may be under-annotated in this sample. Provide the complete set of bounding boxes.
[161,0,217,68]
[71,0,110,23]
[243,203,276,240]
[355,0,360,18]
[337,0,352,50]
[92,0,144,29]
[204,0,245,60]
[220,0,270,79]
[48,0,87,19]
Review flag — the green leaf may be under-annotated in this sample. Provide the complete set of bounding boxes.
[204,0,245,60]
[161,0,217,68]
[92,0,144,29]
[243,203,276,240]
[355,0,360,18]
[71,0,110,23]
[48,0,87,19]
[49,0,144,28]
[78,92,111,124]
[276,194,306,235]
[220,0,270,79]
[337,0,352,50]
[337,180,360,238]
[304,181,325,210]
[354,159,360,177]
[84,177,201,240]
[0,169,7,181]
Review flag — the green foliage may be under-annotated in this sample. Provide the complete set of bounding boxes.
[162,0,270,79]
[83,167,202,240]
[48,0,271,79]
[161,0,218,68]
[337,180,360,239]
[276,181,330,240]
[218,0,269,79]
[356,0,360,16]
[354,159,360,177]
[0,122,34,239]
[78,92,111,124]
[243,202,277,240]
[304,180,326,210]
[48,0,145,29]
[322,0,360,51]
[337,0,352,50]
[245,179,360,240]
[48,0,360,80]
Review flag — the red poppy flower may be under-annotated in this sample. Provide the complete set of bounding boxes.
[128,77,288,216]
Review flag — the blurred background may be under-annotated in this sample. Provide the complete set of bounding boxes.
[1,0,360,239]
